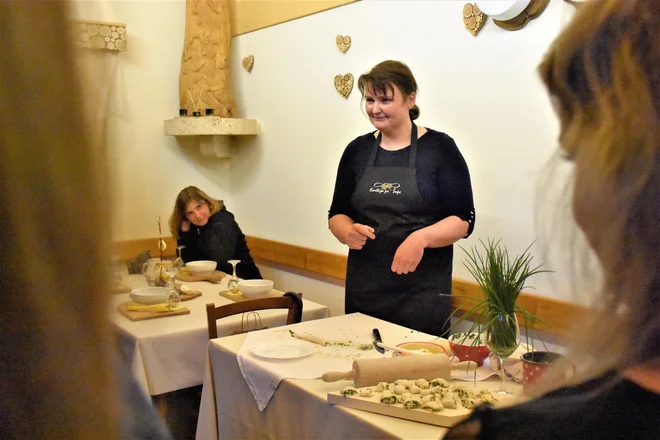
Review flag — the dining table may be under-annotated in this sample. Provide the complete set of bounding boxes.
[196,313,522,440]
[109,266,330,401]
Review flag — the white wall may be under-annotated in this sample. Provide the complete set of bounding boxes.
[70,0,234,240]
[71,1,590,310]
[229,0,586,304]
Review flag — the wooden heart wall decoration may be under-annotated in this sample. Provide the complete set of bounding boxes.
[463,3,485,36]
[242,55,254,72]
[336,35,351,53]
[334,73,353,99]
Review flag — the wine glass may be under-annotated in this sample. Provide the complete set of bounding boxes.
[164,264,180,306]
[228,259,241,293]
[485,312,520,394]
[173,245,186,270]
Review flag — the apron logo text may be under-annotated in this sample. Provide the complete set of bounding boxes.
[370,182,401,195]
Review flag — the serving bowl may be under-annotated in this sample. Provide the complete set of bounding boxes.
[186,260,217,277]
[396,341,448,356]
[448,332,491,366]
[238,279,274,298]
[129,287,170,305]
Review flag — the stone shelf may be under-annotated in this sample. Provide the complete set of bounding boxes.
[163,117,259,158]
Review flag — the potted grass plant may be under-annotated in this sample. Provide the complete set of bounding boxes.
[448,238,550,393]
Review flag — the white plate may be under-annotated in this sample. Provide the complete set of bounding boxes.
[250,340,315,360]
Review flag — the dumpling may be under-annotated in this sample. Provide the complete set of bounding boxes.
[395,379,412,388]
[359,387,373,397]
[393,385,407,395]
[420,389,433,397]
[441,396,457,409]
[415,378,430,389]
[480,393,498,404]
[455,387,477,400]
[429,378,450,388]
[403,397,422,409]
[460,397,480,409]
[409,385,422,394]
[341,386,357,397]
[421,394,437,404]
[421,401,444,412]
[381,390,397,404]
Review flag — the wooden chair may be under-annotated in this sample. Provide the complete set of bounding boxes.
[205,292,303,339]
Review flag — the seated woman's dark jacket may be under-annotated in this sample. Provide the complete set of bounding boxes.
[177,207,262,280]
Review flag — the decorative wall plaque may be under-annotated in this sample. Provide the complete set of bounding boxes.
[463,3,485,36]
[334,73,353,99]
[72,20,127,51]
[475,0,550,31]
[336,35,351,53]
[242,55,254,72]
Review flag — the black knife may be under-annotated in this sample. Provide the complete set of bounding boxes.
[372,328,385,354]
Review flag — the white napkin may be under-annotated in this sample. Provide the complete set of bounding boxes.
[237,321,389,411]
[237,329,321,411]
[450,357,499,382]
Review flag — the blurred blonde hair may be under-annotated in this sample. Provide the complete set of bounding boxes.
[533,0,660,393]
[169,186,224,238]
[0,2,119,439]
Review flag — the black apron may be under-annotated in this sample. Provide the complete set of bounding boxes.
[345,124,452,337]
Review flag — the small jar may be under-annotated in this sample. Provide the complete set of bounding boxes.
[192,111,201,117]
[179,108,188,117]
[205,108,215,116]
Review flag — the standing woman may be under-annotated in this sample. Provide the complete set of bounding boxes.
[169,186,262,280]
[328,61,475,336]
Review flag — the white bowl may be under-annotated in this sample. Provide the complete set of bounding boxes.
[238,279,274,298]
[129,287,170,305]
[186,260,217,277]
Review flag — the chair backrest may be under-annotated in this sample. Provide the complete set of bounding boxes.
[205,291,303,339]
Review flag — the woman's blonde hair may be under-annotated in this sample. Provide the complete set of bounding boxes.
[169,186,224,238]
[0,2,119,439]
[536,0,660,389]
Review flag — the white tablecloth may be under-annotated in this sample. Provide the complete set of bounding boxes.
[196,313,522,440]
[110,269,330,396]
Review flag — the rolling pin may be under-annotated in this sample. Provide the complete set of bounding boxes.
[322,354,476,387]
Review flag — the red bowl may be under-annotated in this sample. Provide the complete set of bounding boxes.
[448,333,490,366]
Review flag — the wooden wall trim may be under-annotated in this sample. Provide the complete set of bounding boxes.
[229,0,359,36]
[114,235,588,338]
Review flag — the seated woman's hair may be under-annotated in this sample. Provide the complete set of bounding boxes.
[169,186,224,238]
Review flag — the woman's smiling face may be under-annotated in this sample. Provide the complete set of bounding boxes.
[364,83,415,133]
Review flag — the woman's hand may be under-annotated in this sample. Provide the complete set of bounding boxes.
[391,232,427,274]
[181,220,191,232]
[346,223,376,250]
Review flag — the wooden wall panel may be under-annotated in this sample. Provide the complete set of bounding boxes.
[229,0,359,36]
[114,235,589,338]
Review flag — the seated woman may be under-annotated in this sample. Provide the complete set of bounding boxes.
[169,186,262,280]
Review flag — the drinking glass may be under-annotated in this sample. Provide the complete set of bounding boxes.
[164,264,180,305]
[485,312,520,394]
[228,260,241,293]
[173,245,186,271]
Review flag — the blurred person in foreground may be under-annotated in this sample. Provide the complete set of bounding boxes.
[0,2,171,439]
[446,1,660,438]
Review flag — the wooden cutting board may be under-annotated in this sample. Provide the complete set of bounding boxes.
[218,289,283,302]
[328,385,516,428]
[175,270,226,283]
[118,301,190,321]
